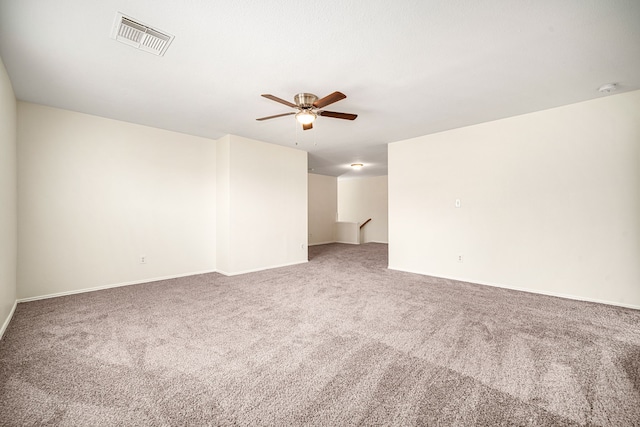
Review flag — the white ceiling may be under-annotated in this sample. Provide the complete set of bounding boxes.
[1,1,639,178]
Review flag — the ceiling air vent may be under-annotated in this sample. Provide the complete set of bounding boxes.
[110,13,174,56]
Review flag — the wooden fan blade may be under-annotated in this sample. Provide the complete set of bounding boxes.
[319,111,358,120]
[313,91,346,109]
[256,112,296,121]
[303,122,313,131]
[261,94,297,108]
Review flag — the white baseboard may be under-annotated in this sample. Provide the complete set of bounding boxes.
[217,260,308,276]
[387,266,640,311]
[309,241,336,246]
[310,241,388,246]
[17,269,218,303]
[310,241,385,246]
[0,300,17,340]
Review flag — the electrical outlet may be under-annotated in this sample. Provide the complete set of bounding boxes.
[140,256,147,264]
[457,255,463,263]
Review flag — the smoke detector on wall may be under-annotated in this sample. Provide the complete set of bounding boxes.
[110,13,174,56]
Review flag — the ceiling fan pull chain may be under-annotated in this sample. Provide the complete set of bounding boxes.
[314,124,317,147]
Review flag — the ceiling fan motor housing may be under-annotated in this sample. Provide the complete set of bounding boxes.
[294,93,318,108]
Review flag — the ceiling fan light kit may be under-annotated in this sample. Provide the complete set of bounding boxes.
[257,91,357,130]
[295,111,316,125]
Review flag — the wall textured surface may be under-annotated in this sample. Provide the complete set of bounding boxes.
[389,90,640,308]
[0,57,17,335]
[338,176,388,244]
[17,103,217,299]
[308,174,337,245]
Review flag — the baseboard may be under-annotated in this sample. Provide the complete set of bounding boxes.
[0,300,18,340]
[310,241,381,246]
[309,241,336,246]
[387,266,640,311]
[217,260,308,276]
[17,269,218,303]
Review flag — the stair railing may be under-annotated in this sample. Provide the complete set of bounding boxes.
[358,218,372,243]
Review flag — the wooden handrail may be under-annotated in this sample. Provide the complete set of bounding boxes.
[359,218,372,229]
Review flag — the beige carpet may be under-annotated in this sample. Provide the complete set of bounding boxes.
[1,243,639,426]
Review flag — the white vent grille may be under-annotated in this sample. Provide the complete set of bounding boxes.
[111,13,174,56]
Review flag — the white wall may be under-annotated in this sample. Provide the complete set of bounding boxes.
[216,135,231,273]
[0,57,17,336]
[308,173,337,245]
[389,90,640,308]
[338,176,388,243]
[335,222,359,245]
[217,135,308,275]
[17,103,217,300]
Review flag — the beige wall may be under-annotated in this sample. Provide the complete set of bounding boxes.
[216,135,231,272]
[17,103,217,299]
[389,90,640,308]
[308,173,337,245]
[0,57,17,336]
[15,103,307,299]
[217,135,308,274]
[338,176,388,244]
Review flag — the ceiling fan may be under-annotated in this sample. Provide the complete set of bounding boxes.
[256,91,357,130]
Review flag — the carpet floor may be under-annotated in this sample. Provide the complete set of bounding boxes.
[1,243,639,426]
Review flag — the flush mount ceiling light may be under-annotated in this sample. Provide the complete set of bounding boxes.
[110,13,174,56]
[295,110,317,125]
[351,163,364,170]
[598,83,617,93]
